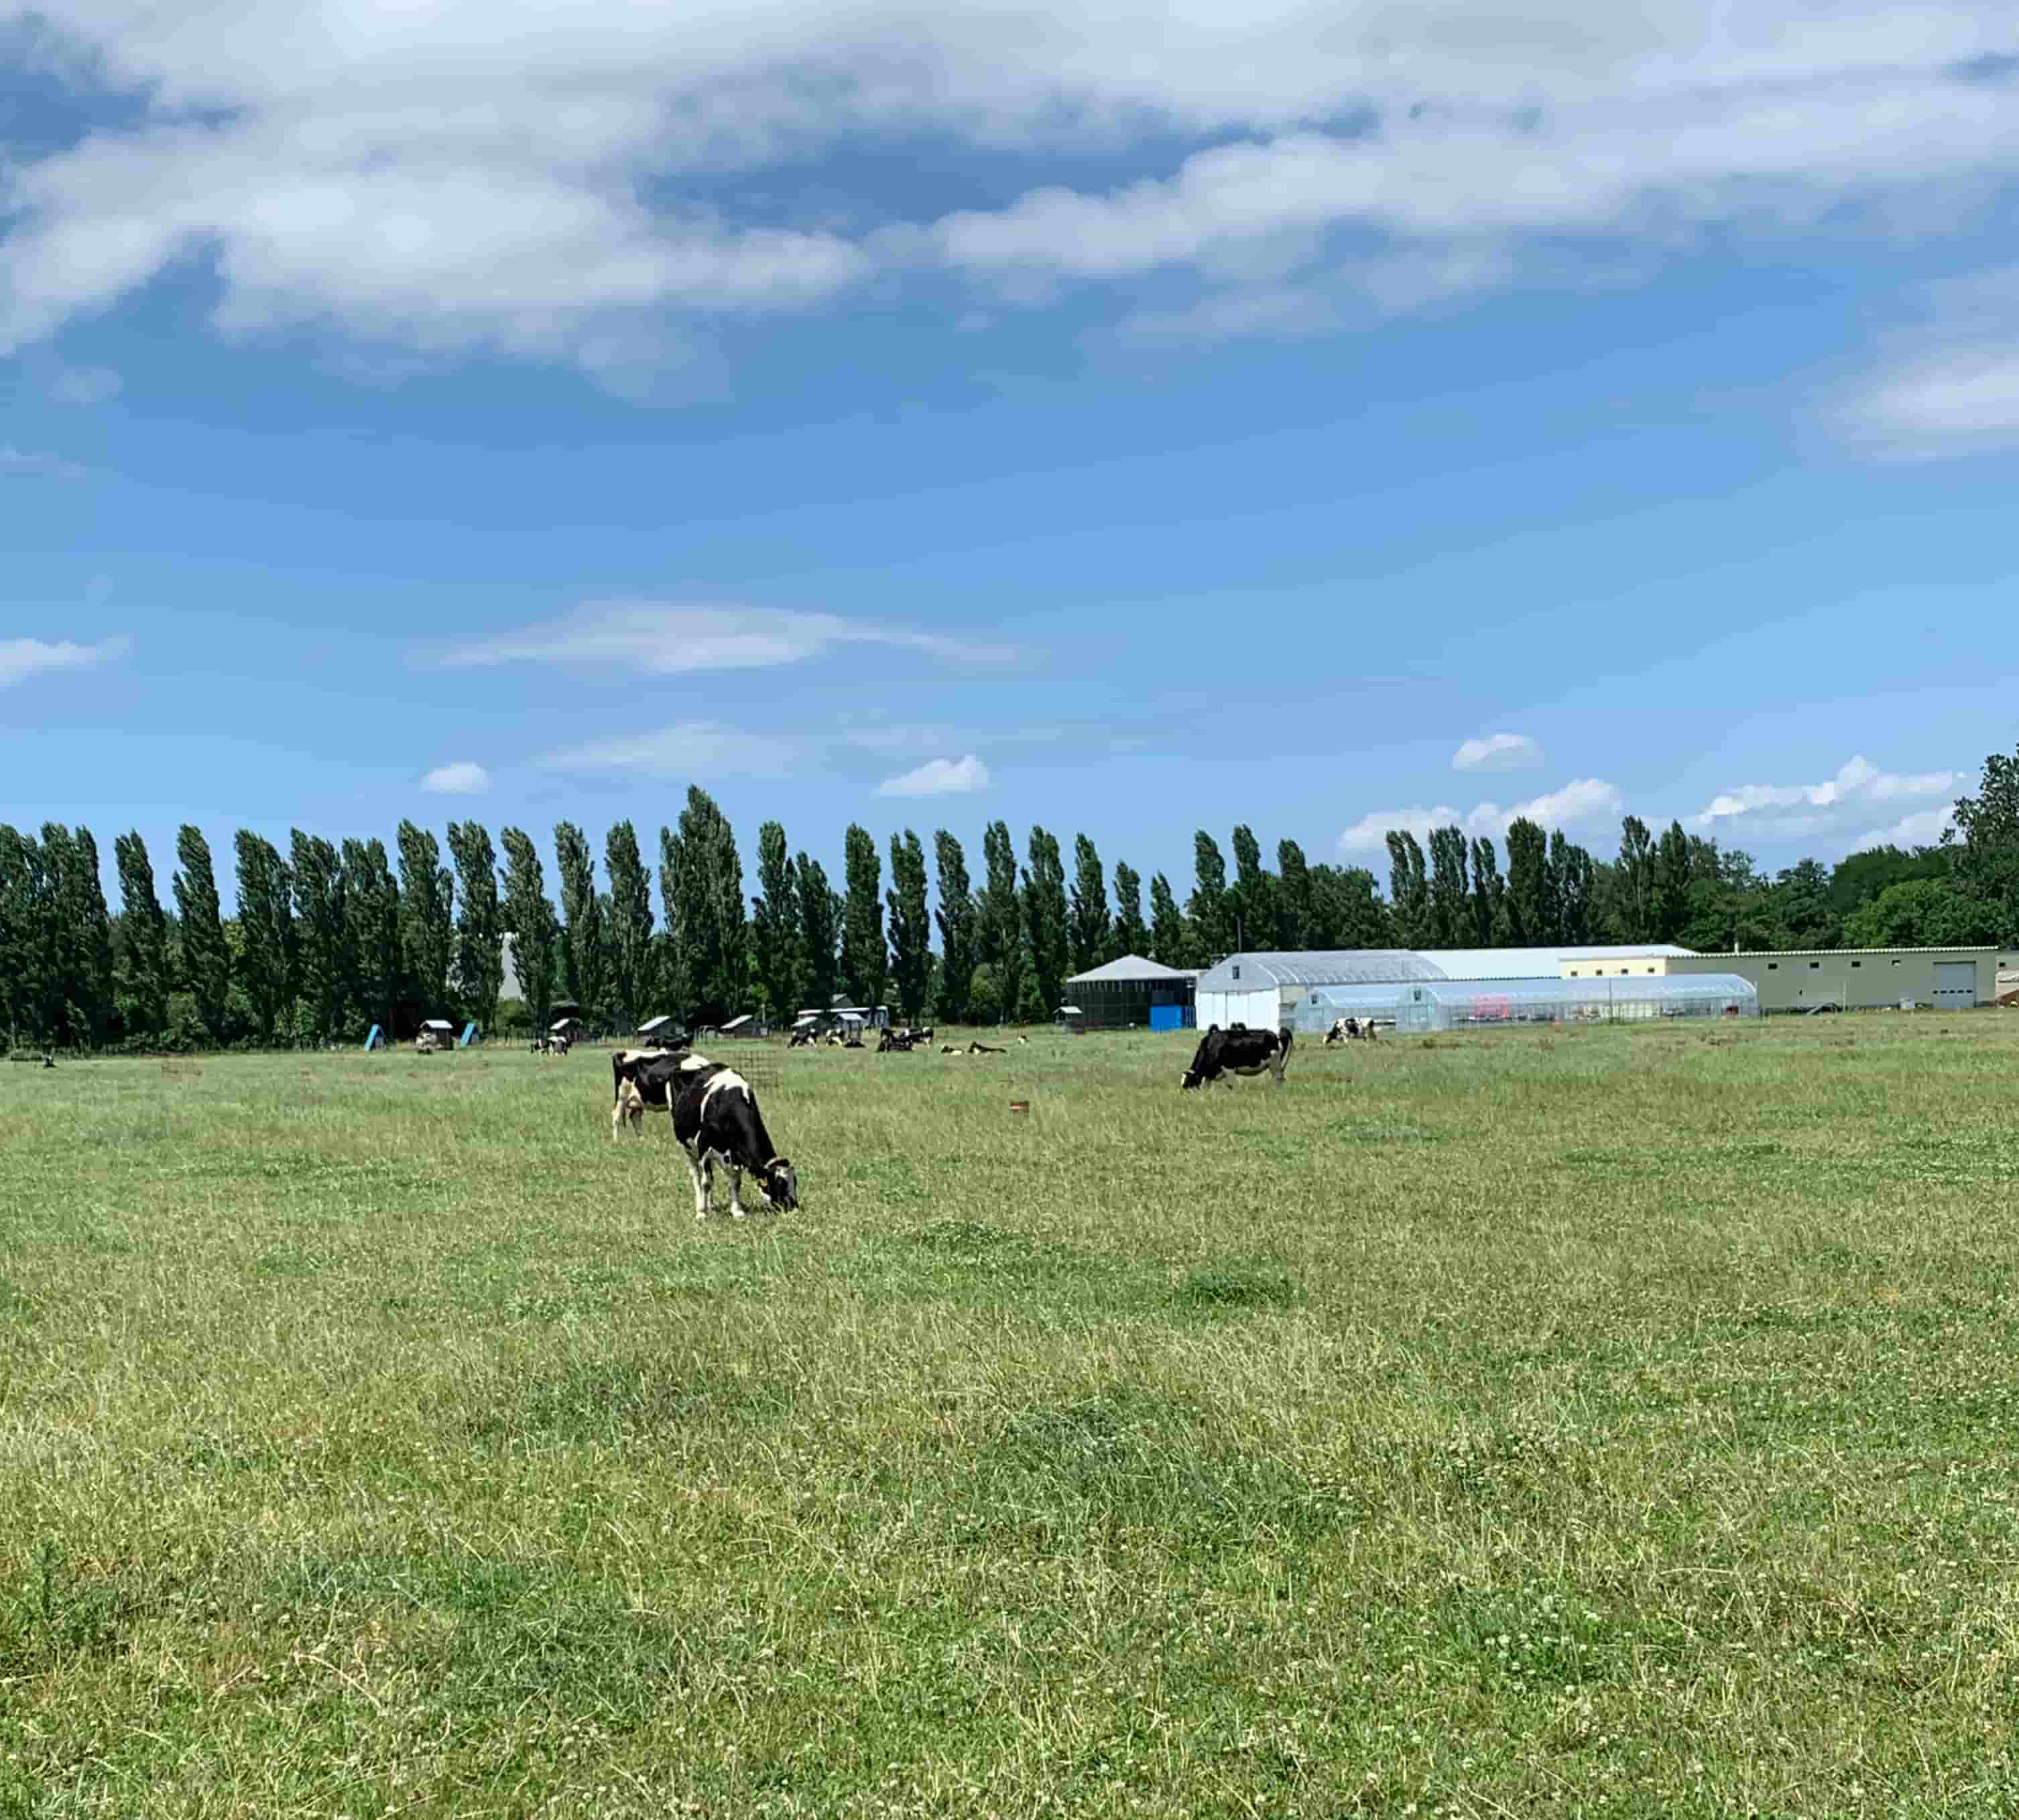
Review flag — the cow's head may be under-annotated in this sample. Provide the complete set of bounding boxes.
[758,1157,799,1211]
[1180,1067,1205,1089]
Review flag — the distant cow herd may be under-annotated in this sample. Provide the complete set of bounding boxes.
[589,1004,1376,1221]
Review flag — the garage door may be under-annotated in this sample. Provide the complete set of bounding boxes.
[1933,962,1977,1008]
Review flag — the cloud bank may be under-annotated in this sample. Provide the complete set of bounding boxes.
[877,754,991,798]
[1339,777,1621,852]
[0,634,131,689]
[2,4,2016,389]
[1452,732,1542,773]
[421,761,492,795]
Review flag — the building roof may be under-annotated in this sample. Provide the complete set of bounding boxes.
[636,1015,674,1034]
[420,1018,455,1030]
[1705,945,2002,959]
[1197,945,1699,992]
[1066,953,1197,985]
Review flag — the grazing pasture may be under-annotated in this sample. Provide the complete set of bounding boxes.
[5,1020,2019,1815]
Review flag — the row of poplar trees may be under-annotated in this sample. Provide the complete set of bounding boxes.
[0,792,1404,1047]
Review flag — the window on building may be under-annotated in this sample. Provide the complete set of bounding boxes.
[1231,965,1240,980]
[1810,961,1821,969]
[1851,961,1861,969]
[1768,963,1778,971]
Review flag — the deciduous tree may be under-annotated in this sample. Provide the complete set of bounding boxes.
[932,831,977,1022]
[1112,859,1148,959]
[840,824,888,1010]
[234,831,297,1040]
[751,821,802,1023]
[602,821,655,1026]
[1022,826,1070,1017]
[115,830,172,1038]
[174,824,233,1041]
[446,821,503,1033]
[888,829,932,1018]
[395,821,453,1016]
[1068,834,1111,975]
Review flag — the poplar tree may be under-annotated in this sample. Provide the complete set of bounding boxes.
[840,824,887,1008]
[342,837,402,1036]
[978,821,1026,1018]
[1426,825,1470,948]
[1469,835,1508,946]
[751,821,802,1022]
[499,827,560,1033]
[234,831,297,1040]
[887,829,932,1019]
[602,821,655,1026]
[0,826,54,1046]
[60,825,114,1042]
[115,830,172,1038]
[932,831,977,1021]
[446,821,503,1033]
[1229,824,1273,952]
[796,853,840,1009]
[1274,840,1310,951]
[1148,871,1187,967]
[1550,833,1595,943]
[1022,825,1070,1018]
[553,821,606,1018]
[174,824,233,1041]
[661,789,747,1022]
[395,821,454,1016]
[1189,831,1232,958]
[1384,831,1430,947]
[290,831,349,1039]
[1112,859,1148,959]
[1504,817,1548,947]
[1068,834,1110,974]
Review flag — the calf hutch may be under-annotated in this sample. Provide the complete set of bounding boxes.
[1062,954,1200,1031]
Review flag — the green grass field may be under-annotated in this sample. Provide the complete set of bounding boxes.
[5,1018,2019,1817]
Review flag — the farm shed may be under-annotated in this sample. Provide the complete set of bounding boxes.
[1655,946,2012,1012]
[635,1015,676,1040]
[1292,973,1758,1032]
[1062,954,1199,1030]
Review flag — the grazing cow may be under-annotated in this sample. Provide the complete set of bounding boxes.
[609,1047,707,1139]
[877,1030,918,1054]
[788,1026,818,1048]
[1180,1024,1294,1091]
[1325,1016,1363,1046]
[670,1063,798,1219]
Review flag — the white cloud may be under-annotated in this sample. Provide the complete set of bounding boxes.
[421,760,492,795]
[427,599,1022,677]
[1852,805,1957,849]
[1339,776,1621,853]
[1452,731,1542,773]
[3,5,2018,369]
[1695,755,1955,826]
[50,366,121,406]
[0,633,131,688]
[539,721,796,779]
[0,445,86,480]
[1835,267,2019,460]
[877,753,990,797]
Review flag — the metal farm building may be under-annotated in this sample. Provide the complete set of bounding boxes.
[1195,946,1704,1032]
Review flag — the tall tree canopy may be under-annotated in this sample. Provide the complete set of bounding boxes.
[840,824,888,1009]
[234,831,296,1040]
[395,821,454,1017]
[1148,871,1188,967]
[978,821,1027,1019]
[1112,859,1149,959]
[1188,831,1232,959]
[797,853,841,1010]
[115,829,172,1038]
[552,820,607,1021]
[601,820,655,1026]
[290,831,350,1040]
[1022,825,1070,1018]
[932,831,977,1022]
[446,821,503,1034]
[887,829,932,1018]
[1068,833,1111,974]
[499,828,560,1031]
[751,821,802,1022]
[174,824,233,1042]
[342,837,402,1036]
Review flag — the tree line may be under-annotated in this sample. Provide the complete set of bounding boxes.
[5,743,2016,1050]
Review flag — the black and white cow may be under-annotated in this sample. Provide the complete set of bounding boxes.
[668,1061,799,1219]
[1180,1024,1294,1090]
[1325,1016,1359,1045]
[610,1046,705,1138]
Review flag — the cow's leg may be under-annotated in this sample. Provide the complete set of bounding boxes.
[682,1142,711,1220]
[725,1158,749,1220]
[611,1098,625,1142]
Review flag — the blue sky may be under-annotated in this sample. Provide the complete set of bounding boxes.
[5,2,2018,910]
